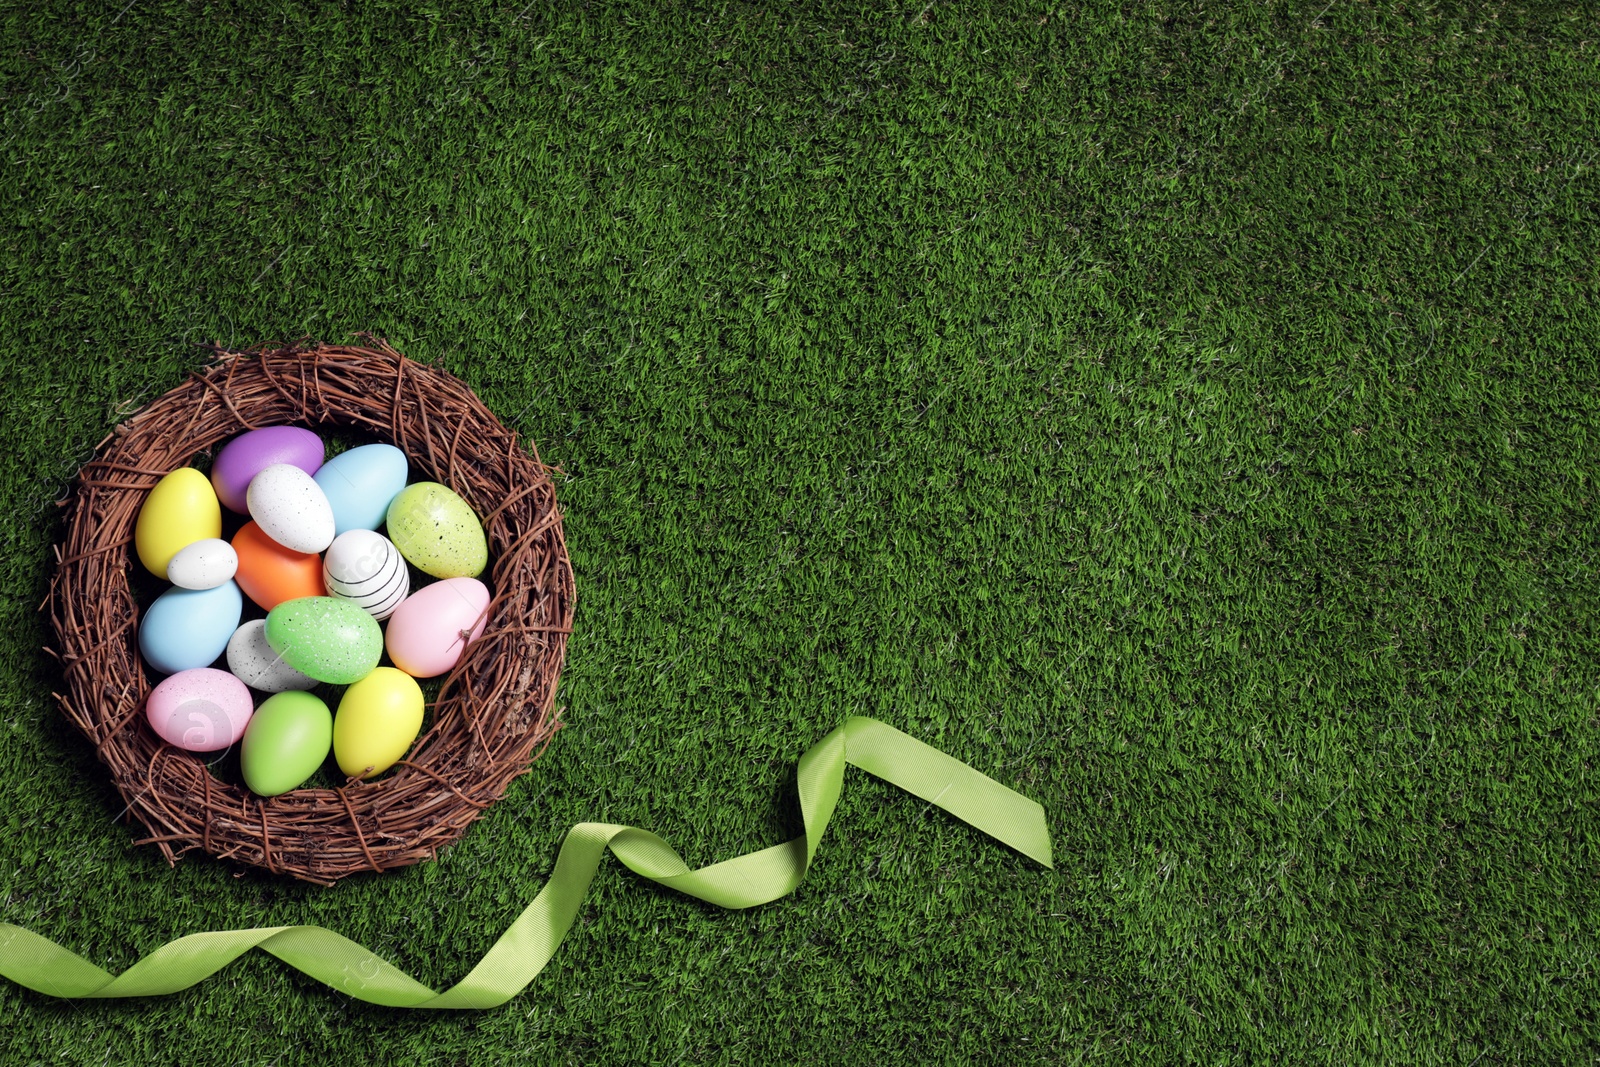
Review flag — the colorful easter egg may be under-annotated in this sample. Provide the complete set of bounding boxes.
[211,426,325,514]
[385,577,491,678]
[333,667,424,779]
[264,596,382,685]
[138,580,243,674]
[225,619,318,693]
[247,463,336,554]
[232,520,325,610]
[314,443,409,536]
[322,529,408,621]
[166,537,238,590]
[145,667,253,752]
[134,468,222,580]
[241,691,333,796]
[386,482,488,579]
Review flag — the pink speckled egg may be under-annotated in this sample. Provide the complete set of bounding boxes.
[146,667,254,752]
[384,577,491,678]
[210,426,325,514]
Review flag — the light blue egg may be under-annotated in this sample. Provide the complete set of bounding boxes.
[139,580,243,674]
[313,444,409,536]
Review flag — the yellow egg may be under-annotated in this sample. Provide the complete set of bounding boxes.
[333,667,424,779]
[135,468,223,579]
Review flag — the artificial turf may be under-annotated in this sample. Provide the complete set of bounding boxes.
[1,0,1597,1062]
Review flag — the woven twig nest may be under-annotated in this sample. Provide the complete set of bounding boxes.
[44,335,576,885]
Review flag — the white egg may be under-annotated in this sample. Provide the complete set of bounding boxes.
[323,529,410,621]
[226,618,318,693]
[246,463,335,554]
[166,538,239,590]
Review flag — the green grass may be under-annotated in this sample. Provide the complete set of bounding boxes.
[1,0,1597,1062]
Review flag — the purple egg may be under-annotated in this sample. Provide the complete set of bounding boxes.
[210,426,325,514]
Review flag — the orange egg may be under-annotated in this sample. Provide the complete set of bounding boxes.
[232,520,326,610]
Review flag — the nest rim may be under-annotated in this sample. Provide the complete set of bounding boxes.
[44,334,576,886]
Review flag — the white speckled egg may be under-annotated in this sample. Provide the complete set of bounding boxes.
[166,537,239,590]
[323,529,410,621]
[246,463,336,554]
[225,618,318,693]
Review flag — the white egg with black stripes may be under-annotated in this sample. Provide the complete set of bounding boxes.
[322,528,410,621]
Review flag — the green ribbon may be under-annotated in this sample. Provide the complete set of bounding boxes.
[0,716,1052,1008]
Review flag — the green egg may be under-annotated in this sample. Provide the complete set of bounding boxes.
[241,691,333,797]
[264,596,382,684]
[385,482,488,579]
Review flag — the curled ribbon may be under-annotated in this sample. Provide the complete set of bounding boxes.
[0,716,1052,1008]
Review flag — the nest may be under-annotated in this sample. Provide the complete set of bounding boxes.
[43,334,576,886]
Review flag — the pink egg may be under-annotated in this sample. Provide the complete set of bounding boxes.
[210,426,325,514]
[146,668,255,752]
[385,577,492,678]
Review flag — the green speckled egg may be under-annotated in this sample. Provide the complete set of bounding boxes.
[264,596,382,684]
[385,482,488,579]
